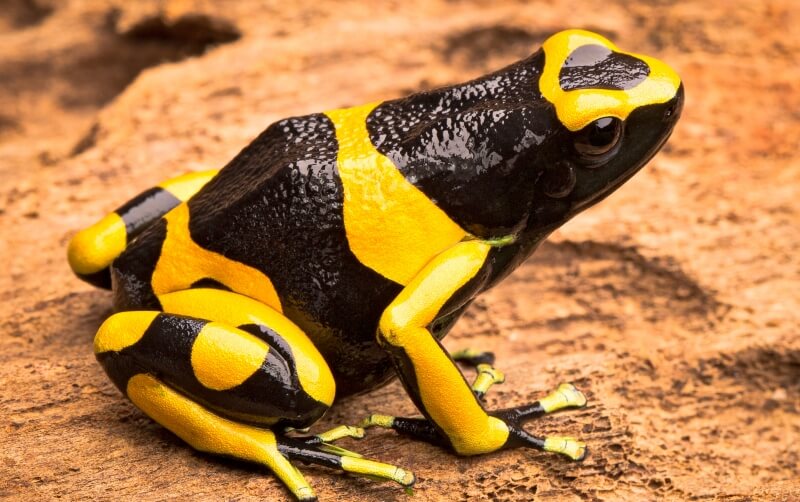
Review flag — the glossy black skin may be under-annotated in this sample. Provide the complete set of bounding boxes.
[98,314,326,427]
[111,49,684,396]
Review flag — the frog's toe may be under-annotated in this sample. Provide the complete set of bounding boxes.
[495,382,589,424]
[544,436,587,461]
[314,424,366,442]
[359,414,396,430]
[452,348,505,399]
[495,418,589,462]
[540,382,588,413]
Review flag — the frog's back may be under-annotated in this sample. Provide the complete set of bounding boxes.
[112,113,404,393]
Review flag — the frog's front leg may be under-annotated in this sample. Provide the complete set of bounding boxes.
[371,240,587,459]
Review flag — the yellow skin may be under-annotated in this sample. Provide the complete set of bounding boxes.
[540,30,680,131]
[69,29,682,501]
[68,170,218,278]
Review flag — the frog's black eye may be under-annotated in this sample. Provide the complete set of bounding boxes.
[574,117,622,163]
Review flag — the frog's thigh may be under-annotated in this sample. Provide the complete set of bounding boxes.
[96,293,334,426]
[157,288,334,408]
[377,240,509,455]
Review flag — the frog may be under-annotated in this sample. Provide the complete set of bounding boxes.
[67,29,683,501]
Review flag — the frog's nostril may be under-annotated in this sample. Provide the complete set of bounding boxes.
[663,84,685,122]
[663,104,677,121]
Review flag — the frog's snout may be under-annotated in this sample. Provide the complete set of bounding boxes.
[663,83,685,124]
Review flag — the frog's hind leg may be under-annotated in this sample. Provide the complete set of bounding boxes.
[125,372,318,500]
[68,170,217,288]
[94,309,327,500]
[93,288,414,500]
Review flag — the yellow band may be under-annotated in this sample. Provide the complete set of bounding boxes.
[540,29,681,131]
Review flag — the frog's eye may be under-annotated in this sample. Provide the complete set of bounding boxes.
[573,117,623,164]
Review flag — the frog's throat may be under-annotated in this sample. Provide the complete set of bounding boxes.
[539,29,681,131]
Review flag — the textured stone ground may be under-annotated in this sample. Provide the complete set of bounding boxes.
[1,0,798,500]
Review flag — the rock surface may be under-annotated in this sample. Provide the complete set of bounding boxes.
[1,0,798,500]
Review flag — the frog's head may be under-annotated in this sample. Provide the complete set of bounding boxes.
[527,29,684,231]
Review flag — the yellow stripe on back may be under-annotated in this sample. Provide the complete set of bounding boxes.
[151,203,283,312]
[325,103,467,286]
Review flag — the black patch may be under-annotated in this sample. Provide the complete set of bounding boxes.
[389,416,447,446]
[185,113,403,395]
[111,218,166,311]
[77,268,112,289]
[97,313,328,427]
[190,278,232,291]
[238,322,327,425]
[559,44,649,91]
[115,187,181,240]
[367,52,556,237]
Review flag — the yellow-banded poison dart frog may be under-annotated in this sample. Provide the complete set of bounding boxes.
[67,29,683,501]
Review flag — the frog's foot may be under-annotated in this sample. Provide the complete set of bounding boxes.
[451,349,506,399]
[359,383,589,461]
[313,424,367,443]
[277,431,416,489]
[489,382,588,460]
[501,382,588,418]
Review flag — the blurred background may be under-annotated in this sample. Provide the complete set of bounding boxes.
[1,0,798,500]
